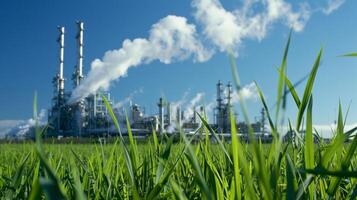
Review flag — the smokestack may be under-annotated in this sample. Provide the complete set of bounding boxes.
[75,21,84,86]
[193,106,197,123]
[227,81,232,106]
[58,26,65,92]
[167,102,172,126]
[216,80,223,108]
[200,106,204,116]
[158,98,164,133]
[176,106,182,127]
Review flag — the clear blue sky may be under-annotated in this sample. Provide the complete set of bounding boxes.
[1,0,357,127]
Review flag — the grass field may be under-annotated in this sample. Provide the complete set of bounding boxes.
[0,35,356,199]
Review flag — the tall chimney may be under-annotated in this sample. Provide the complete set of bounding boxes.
[227,81,232,106]
[58,26,65,92]
[176,106,182,127]
[216,80,223,109]
[75,21,84,86]
[193,106,197,123]
[167,102,172,126]
[216,80,223,130]
[157,98,165,133]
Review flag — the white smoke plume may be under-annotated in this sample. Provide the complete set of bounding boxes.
[231,82,258,103]
[192,0,310,52]
[69,0,342,103]
[0,120,24,138]
[171,89,191,112]
[183,92,205,122]
[322,0,345,15]
[170,82,258,125]
[5,109,47,138]
[70,15,212,102]
[114,88,144,109]
[167,92,206,133]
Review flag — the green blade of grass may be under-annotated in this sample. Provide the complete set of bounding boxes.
[229,50,273,200]
[284,74,301,107]
[305,96,315,199]
[196,112,232,164]
[180,131,213,200]
[169,179,188,200]
[286,154,298,199]
[327,128,357,195]
[296,48,323,131]
[320,102,346,168]
[255,82,276,133]
[102,95,140,199]
[230,111,242,200]
[276,30,291,126]
[301,168,357,178]
[147,139,186,200]
[340,52,357,57]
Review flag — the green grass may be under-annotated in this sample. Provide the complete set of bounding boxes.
[0,36,357,199]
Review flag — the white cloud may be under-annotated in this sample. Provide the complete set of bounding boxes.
[192,0,310,52]
[322,0,345,15]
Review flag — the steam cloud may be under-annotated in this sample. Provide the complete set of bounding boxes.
[230,82,258,104]
[69,0,342,102]
[171,82,258,124]
[4,109,47,138]
[322,0,345,15]
[114,88,144,109]
[70,15,211,102]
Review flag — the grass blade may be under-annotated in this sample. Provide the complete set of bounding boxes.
[296,48,323,131]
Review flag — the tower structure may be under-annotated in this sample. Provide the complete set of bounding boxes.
[215,80,234,133]
[49,26,66,134]
[72,22,86,136]
[73,21,84,87]
[157,98,165,133]
[58,27,65,94]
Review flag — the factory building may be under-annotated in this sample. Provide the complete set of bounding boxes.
[46,22,269,139]
[48,22,116,136]
[214,80,234,133]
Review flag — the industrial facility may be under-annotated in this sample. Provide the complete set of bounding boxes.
[46,22,270,140]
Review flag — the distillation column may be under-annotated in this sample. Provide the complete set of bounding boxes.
[52,26,66,134]
[176,106,182,127]
[158,98,165,133]
[74,22,86,136]
[216,80,224,131]
[74,21,84,86]
[58,26,65,95]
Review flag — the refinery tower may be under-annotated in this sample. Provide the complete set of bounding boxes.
[48,22,114,137]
